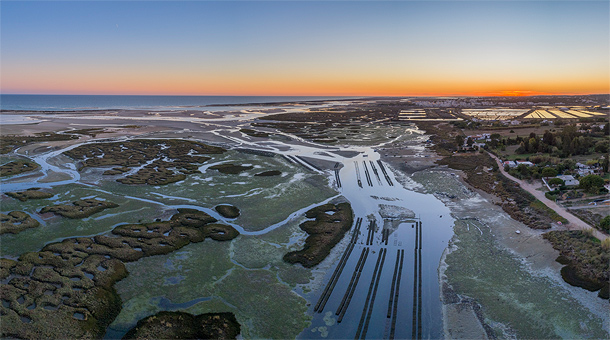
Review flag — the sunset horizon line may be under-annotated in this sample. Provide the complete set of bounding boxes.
[3,91,607,98]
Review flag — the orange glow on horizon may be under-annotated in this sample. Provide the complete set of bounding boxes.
[2,65,608,97]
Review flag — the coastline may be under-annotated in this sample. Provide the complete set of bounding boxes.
[2,102,608,339]
[379,123,609,339]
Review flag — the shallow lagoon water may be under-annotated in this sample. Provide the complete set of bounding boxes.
[2,112,456,339]
[301,150,454,339]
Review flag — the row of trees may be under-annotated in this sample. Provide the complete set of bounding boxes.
[465,124,609,158]
[513,125,608,157]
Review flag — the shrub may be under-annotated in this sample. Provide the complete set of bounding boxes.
[601,238,610,251]
[599,216,610,233]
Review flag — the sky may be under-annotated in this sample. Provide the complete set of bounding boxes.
[1,1,609,96]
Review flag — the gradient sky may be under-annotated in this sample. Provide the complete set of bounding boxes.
[1,1,608,96]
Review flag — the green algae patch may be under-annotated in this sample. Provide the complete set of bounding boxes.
[0,185,164,257]
[112,217,312,339]
[91,151,337,231]
[254,170,282,177]
[40,198,119,219]
[444,220,607,339]
[111,241,235,331]
[0,209,239,339]
[123,311,240,340]
[209,163,254,174]
[64,139,225,185]
[232,237,283,269]
[214,268,310,339]
[0,211,40,234]
[283,202,353,268]
[543,230,609,299]
[6,188,53,202]
[215,205,240,219]
[0,160,39,177]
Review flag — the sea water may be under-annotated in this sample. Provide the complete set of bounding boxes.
[0,94,362,111]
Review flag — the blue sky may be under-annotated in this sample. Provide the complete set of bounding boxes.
[2,1,608,95]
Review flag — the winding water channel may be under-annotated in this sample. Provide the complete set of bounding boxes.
[1,112,455,338]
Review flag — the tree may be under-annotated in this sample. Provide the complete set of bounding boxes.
[543,130,554,146]
[466,137,474,147]
[548,178,564,186]
[455,135,465,148]
[528,137,538,153]
[579,174,604,194]
[517,164,530,178]
[594,140,609,153]
[541,168,558,178]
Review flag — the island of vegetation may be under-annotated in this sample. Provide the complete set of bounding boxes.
[209,163,254,174]
[0,208,239,339]
[6,188,54,202]
[0,160,40,177]
[0,211,40,235]
[122,311,241,340]
[284,202,353,268]
[215,204,240,219]
[64,139,225,185]
[40,198,119,219]
[544,230,609,299]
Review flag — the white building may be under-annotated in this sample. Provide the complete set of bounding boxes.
[556,175,579,186]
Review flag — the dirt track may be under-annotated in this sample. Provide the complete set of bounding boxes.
[487,152,608,241]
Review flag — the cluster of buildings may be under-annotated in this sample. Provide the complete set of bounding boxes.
[502,160,534,168]
[575,162,602,176]
[460,133,490,149]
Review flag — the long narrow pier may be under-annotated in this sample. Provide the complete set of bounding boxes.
[412,222,419,339]
[412,221,423,339]
[381,229,390,246]
[365,220,376,246]
[334,162,342,188]
[355,248,387,339]
[352,217,363,244]
[281,154,294,164]
[369,160,383,185]
[337,247,369,322]
[362,161,373,187]
[376,160,394,186]
[315,218,363,313]
[284,154,315,172]
[354,161,363,188]
[417,222,423,339]
[389,249,405,339]
[386,250,400,319]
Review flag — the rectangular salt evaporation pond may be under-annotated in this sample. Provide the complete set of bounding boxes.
[301,158,454,339]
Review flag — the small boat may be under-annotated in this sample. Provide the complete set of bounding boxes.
[515,230,521,234]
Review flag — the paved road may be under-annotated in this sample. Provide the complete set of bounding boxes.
[487,152,608,241]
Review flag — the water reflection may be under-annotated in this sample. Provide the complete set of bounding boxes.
[301,150,454,339]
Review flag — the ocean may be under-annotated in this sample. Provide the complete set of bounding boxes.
[0,94,362,111]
